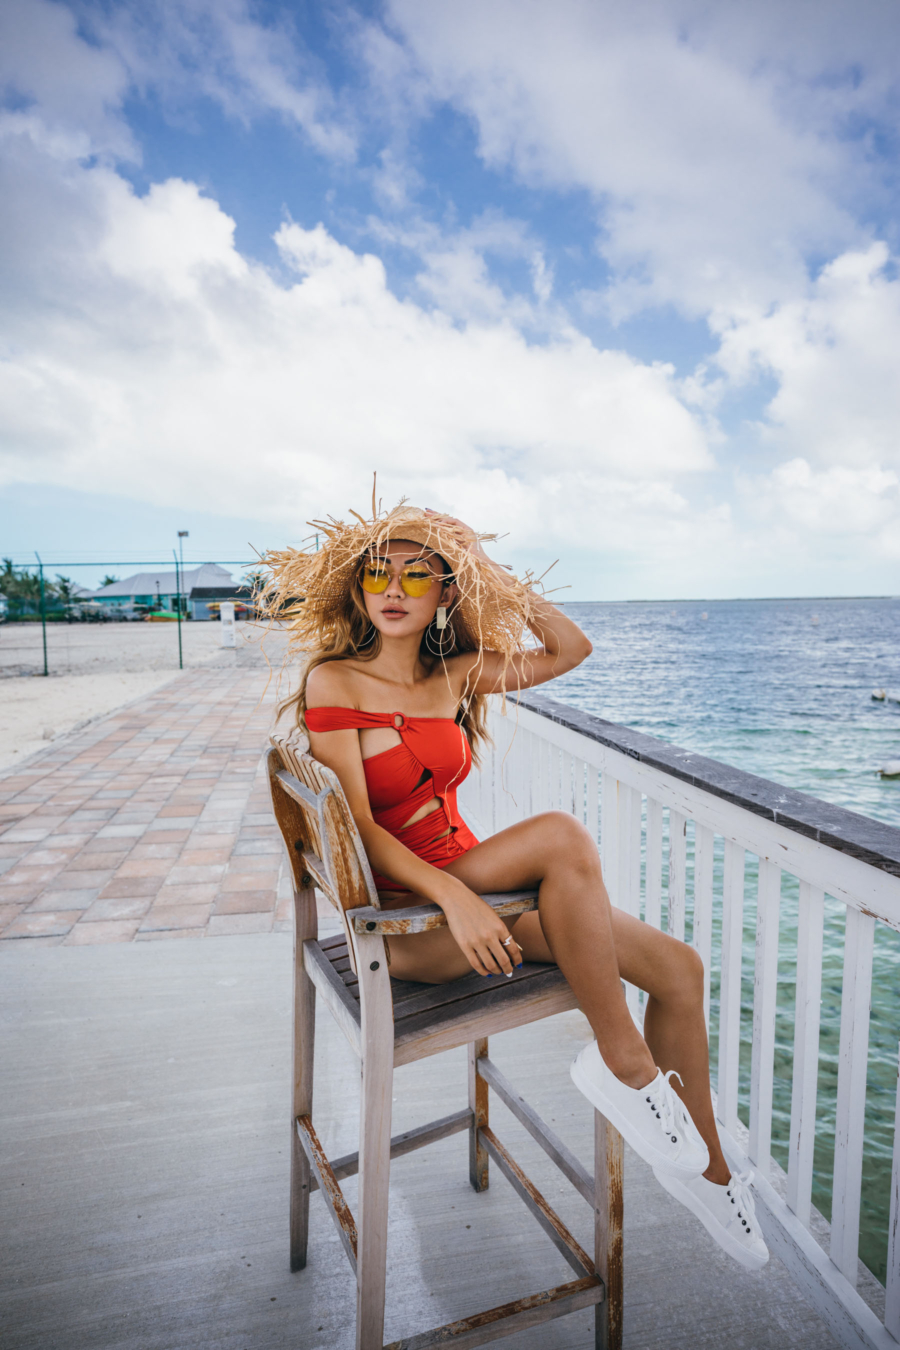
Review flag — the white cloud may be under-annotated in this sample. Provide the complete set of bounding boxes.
[0,120,711,573]
[381,0,895,318]
[0,0,354,165]
[714,244,900,471]
[746,458,898,537]
[96,0,355,159]
[0,0,134,159]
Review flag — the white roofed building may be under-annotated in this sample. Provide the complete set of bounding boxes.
[91,564,234,612]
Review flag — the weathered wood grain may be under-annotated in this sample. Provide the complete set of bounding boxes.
[468,1039,489,1193]
[392,966,579,1068]
[295,1114,358,1274]
[382,1277,604,1350]
[350,890,538,935]
[289,884,317,1271]
[391,962,551,1022]
[355,931,394,1350]
[309,1109,473,1192]
[594,1110,624,1350]
[302,938,361,1055]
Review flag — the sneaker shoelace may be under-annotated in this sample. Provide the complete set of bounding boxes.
[726,1170,761,1238]
[644,1069,689,1146]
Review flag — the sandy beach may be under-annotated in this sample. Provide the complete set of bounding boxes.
[0,621,291,771]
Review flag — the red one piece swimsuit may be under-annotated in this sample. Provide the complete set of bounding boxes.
[304,708,480,892]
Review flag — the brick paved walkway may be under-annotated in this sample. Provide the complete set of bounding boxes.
[0,666,291,945]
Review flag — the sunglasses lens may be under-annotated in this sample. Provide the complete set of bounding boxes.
[401,569,437,597]
[361,566,390,594]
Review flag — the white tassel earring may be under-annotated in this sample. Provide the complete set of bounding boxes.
[436,605,448,630]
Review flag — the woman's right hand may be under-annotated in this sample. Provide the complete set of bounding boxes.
[435,875,522,977]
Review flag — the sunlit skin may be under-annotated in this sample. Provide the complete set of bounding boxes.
[306,520,731,1185]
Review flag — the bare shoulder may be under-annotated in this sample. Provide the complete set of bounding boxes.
[305,660,357,709]
[443,649,494,691]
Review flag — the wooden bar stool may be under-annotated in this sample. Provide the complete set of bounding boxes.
[267,735,624,1350]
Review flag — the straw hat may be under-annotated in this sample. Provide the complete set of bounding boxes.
[258,497,543,674]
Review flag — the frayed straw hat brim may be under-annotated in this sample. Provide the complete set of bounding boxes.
[258,499,543,671]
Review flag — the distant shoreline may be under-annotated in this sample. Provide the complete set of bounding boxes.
[558,594,899,605]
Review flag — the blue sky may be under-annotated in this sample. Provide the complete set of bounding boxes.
[1,0,899,598]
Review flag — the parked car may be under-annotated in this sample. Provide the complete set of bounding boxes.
[73,602,117,623]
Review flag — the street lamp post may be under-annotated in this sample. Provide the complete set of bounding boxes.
[175,531,189,671]
[35,552,48,677]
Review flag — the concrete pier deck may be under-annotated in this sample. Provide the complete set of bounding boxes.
[1,929,842,1350]
[0,655,845,1348]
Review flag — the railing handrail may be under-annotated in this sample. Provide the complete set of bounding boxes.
[515,690,900,879]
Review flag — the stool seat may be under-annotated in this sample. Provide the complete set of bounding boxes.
[307,931,579,1066]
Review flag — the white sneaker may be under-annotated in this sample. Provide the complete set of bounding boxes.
[570,1041,709,1179]
[652,1166,770,1271]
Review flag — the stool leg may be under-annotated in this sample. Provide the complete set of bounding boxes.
[594,1110,624,1350]
[290,884,317,1272]
[468,1038,489,1192]
[355,938,394,1350]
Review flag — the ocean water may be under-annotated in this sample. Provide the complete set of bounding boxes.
[550,596,900,1284]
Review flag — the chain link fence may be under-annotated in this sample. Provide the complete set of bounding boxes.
[0,557,259,674]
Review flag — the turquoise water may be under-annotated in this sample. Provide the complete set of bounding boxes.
[550,597,900,1283]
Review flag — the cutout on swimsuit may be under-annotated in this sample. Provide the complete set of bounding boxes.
[304,707,479,891]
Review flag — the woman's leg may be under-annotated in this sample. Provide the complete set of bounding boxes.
[386,811,729,1182]
[387,811,655,1088]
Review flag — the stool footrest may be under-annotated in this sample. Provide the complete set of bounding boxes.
[477,1056,593,1204]
[382,1275,603,1350]
[308,1108,473,1191]
[480,1126,595,1277]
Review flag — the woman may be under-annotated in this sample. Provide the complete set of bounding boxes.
[263,498,767,1271]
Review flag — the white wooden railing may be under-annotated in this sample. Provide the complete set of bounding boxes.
[457,691,900,1350]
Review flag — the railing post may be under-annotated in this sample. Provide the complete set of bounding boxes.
[831,906,875,1285]
[749,859,781,1175]
[717,841,744,1136]
[644,798,663,931]
[667,810,686,941]
[786,882,824,1226]
[693,824,714,1028]
[886,1041,900,1340]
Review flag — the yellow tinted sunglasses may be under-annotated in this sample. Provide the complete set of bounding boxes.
[360,562,444,598]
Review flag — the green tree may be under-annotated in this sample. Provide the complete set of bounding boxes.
[101,574,119,588]
[0,562,40,601]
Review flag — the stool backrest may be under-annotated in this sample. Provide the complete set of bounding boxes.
[268,732,379,917]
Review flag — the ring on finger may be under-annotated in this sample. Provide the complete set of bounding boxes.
[501,935,516,948]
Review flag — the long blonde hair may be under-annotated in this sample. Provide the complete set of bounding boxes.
[279,561,491,764]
